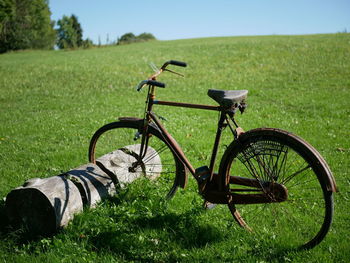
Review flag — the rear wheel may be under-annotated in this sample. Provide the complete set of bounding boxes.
[89,121,183,199]
[220,128,334,249]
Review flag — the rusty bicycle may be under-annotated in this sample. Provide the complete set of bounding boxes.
[89,60,337,249]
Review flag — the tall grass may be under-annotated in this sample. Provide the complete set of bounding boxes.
[0,34,349,262]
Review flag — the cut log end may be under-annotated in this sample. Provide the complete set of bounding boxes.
[6,175,83,235]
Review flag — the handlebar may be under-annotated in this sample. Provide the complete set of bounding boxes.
[136,60,187,91]
[136,80,165,91]
[161,60,187,69]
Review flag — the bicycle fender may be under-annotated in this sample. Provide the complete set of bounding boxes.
[248,128,338,193]
[219,128,337,193]
[117,117,188,189]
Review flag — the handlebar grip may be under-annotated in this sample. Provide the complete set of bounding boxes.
[136,80,166,91]
[148,80,166,88]
[161,60,187,69]
[169,60,187,67]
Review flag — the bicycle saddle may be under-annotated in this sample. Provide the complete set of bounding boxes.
[207,89,248,108]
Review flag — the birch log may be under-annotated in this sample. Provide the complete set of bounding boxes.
[5,145,161,235]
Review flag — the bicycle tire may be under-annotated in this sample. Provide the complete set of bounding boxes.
[219,128,334,249]
[89,121,184,199]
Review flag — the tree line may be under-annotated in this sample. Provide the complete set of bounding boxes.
[0,0,56,53]
[117,32,155,45]
[0,0,156,53]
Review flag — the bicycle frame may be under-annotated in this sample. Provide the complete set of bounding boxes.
[132,61,290,205]
[139,85,236,183]
[135,85,290,205]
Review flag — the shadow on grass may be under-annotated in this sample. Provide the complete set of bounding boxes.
[90,208,225,252]
[88,205,300,262]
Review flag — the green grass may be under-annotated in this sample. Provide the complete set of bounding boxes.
[1,34,349,262]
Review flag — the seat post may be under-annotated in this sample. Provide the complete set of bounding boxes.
[209,110,227,179]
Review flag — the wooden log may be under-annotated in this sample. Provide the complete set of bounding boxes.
[5,145,162,236]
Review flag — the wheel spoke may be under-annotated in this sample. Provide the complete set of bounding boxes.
[89,124,180,198]
[282,164,312,185]
[224,129,333,249]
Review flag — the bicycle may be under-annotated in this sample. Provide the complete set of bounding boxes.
[88,60,337,250]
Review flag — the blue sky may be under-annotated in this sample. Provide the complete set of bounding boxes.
[49,0,350,44]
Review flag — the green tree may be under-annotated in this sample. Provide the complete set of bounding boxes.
[56,15,77,49]
[0,0,56,53]
[82,38,93,48]
[117,32,136,44]
[137,32,156,41]
[0,0,14,52]
[56,14,86,49]
[117,32,156,45]
[71,14,83,47]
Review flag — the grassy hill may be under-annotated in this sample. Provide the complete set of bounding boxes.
[0,34,349,262]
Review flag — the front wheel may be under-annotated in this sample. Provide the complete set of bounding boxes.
[219,128,334,249]
[89,121,184,199]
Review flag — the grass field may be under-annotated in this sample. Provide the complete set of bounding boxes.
[0,34,349,262]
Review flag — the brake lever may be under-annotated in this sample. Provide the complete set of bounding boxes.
[163,68,184,77]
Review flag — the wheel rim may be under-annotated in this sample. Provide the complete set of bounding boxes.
[90,125,179,198]
[226,134,332,249]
